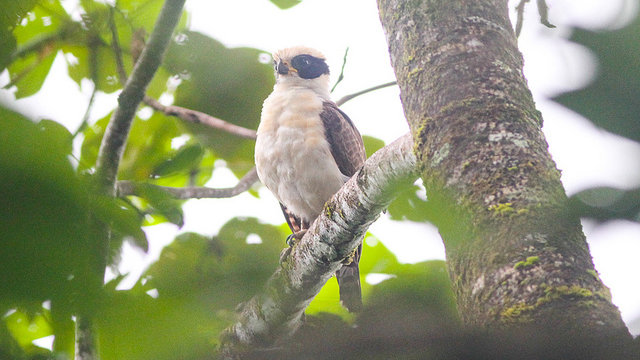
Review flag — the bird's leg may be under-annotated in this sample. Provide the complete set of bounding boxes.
[280,221,310,264]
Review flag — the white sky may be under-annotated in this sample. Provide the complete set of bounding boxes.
[1,0,639,335]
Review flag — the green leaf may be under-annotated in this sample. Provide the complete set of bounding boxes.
[91,195,148,251]
[0,0,37,70]
[269,0,303,10]
[152,143,204,177]
[97,289,221,360]
[0,106,95,309]
[116,0,189,34]
[131,183,185,227]
[387,183,432,222]
[362,135,385,158]
[119,112,180,181]
[360,260,459,327]
[4,310,53,348]
[63,43,123,94]
[164,31,273,173]
[12,0,71,45]
[38,119,73,155]
[553,13,640,142]
[306,234,402,316]
[6,0,73,97]
[7,49,56,98]
[569,186,640,223]
[144,218,285,307]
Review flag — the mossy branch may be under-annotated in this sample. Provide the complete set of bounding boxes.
[219,133,417,359]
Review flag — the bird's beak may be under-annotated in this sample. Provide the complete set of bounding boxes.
[276,60,297,75]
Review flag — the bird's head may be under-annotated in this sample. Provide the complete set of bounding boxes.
[272,46,330,96]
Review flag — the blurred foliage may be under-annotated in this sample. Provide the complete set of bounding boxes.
[163,30,273,175]
[1,0,449,358]
[270,0,303,10]
[553,11,640,224]
[569,187,640,223]
[0,106,146,359]
[554,14,640,143]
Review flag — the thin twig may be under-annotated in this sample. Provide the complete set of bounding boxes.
[536,0,556,29]
[73,37,100,137]
[335,81,397,106]
[143,96,257,139]
[117,167,259,199]
[74,84,97,137]
[109,6,128,85]
[515,0,555,37]
[514,0,529,37]
[330,47,349,93]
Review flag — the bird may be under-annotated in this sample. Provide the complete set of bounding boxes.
[254,46,367,312]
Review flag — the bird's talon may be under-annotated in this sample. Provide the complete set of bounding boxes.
[285,233,297,247]
[286,230,307,247]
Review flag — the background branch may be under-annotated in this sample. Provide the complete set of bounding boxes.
[96,0,186,194]
[219,133,417,359]
[335,81,397,106]
[80,1,187,359]
[143,96,257,139]
[117,167,259,199]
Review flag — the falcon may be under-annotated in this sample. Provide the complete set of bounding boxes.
[255,46,367,312]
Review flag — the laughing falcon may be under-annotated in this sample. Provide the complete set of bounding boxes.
[255,46,366,312]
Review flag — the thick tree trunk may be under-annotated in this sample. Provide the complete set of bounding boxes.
[377,0,629,337]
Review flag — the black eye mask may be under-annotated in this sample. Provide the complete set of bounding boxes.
[290,54,330,79]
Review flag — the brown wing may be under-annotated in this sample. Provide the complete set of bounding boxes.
[320,102,366,177]
[320,101,366,312]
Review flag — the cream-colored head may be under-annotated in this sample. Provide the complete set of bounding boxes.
[271,46,331,97]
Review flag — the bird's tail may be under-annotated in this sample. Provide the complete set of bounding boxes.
[336,244,363,312]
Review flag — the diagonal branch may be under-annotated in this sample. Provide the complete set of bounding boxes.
[143,96,257,139]
[116,167,259,199]
[219,133,417,358]
[96,0,186,194]
[80,1,186,359]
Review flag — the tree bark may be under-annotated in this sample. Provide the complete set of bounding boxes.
[377,0,630,337]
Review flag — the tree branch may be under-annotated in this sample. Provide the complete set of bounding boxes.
[108,6,128,85]
[143,96,257,139]
[95,0,186,195]
[117,167,259,199]
[80,1,186,359]
[335,81,397,106]
[219,133,417,358]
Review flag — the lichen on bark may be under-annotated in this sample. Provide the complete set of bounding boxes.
[377,0,630,337]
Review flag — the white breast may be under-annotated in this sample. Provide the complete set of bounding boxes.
[255,86,346,223]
